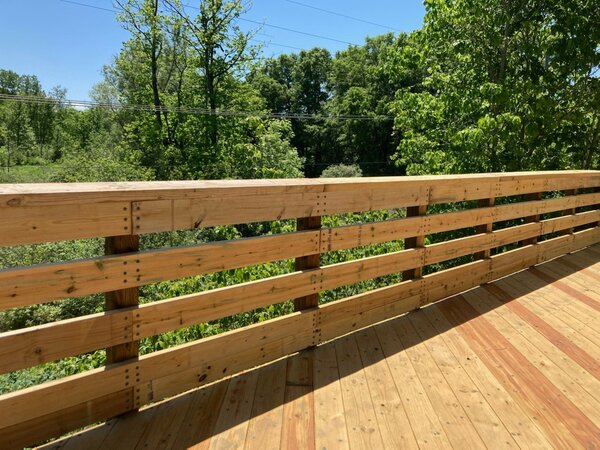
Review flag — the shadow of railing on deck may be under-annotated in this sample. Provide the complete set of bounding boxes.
[45,246,599,449]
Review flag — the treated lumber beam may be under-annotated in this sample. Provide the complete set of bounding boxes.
[520,192,543,246]
[474,197,496,259]
[402,205,427,281]
[4,226,598,443]
[3,210,600,374]
[3,172,600,246]
[294,216,321,311]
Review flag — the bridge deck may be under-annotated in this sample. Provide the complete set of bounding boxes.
[41,246,600,449]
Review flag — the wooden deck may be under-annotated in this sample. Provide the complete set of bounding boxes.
[39,245,600,450]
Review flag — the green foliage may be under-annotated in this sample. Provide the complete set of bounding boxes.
[320,163,363,178]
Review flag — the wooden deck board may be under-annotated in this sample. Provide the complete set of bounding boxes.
[37,245,600,450]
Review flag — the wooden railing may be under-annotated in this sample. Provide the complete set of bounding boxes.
[2,171,600,448]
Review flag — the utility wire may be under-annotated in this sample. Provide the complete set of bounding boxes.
[282,0,401,32]
[0,94,395,121]
[60,0,117,13]
[179,3,356,46]
[61,0,315,52]
[61,1,356,46]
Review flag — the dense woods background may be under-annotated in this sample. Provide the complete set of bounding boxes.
[1,0,599,393]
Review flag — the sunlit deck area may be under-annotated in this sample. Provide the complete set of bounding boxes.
[40,246,600,449]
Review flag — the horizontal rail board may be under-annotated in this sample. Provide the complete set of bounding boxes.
[0,230,320,311]
[2,171,600,245]
[3,226,597,434]
[2,210,599,374]
[3,193,600,311]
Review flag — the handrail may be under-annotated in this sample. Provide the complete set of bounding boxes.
[1,171,600,448]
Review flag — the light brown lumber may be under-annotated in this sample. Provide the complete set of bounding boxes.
[497,276,600,373]
[170,379,230,449]
[0,388,132,450]
[373,321,453,448]
[422,305,554,448]
[132,390,195,450]
[3,192,599,313]
[334,334,385,450]
[560,189,578,235]
[474,197,496,259]
[320,193,600,253]
[465,288,600,430]
[104,235,139,365]
[438,295,593,448]
[3,172,599,246]
[280,350,316,450]
[209,370,259,450]
[403,205,427,281]
[4,224,599,440]
[0,201,132,247]
[520,192,543,246]
[312,344,349,450]
[294,216,321,311]
[244,359,287,450]
[0,230,319,310]
[354,327,419,449]
[408,310,517,448]
[0,224,541,374]
[391,313,486,448]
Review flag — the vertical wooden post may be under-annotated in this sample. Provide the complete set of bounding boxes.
[560,189,577,235]
[105,234,140,364]
[402,205,427,280]
[520,192,542,246]
[294,216,321,311]
[474,197,496,260]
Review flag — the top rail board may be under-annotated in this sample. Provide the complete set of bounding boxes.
[2,171,600,246]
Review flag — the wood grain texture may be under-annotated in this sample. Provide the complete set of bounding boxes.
[2,172,600,245]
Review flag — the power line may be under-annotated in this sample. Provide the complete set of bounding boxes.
[60,0,316,55]
[178,3,356,46]
[282,0,401,32]
[0,94,395,121]
[60,0,117,13]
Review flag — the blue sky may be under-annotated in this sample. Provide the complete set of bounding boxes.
[0,0,426,100]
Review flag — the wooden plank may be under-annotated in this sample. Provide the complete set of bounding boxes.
[520,192,542,246]
[294,216,321,311]
[320,192,600,253]
[354,327,418,449]
[474,197,495,259]
[408,310,517,448]
[391,312,486,448]
[488,279,600,380]
[170,379,230,449]
[3,172,599,246]
[402,205,427,281]
[0,201,132,246]
[244,359,287,450]
[133,390,195,449]
[467,287,600,429]
[422,305,554,448]
[104,235,139,365]
[280,351,315,450]
[0,310,132,375]
[374,321,453,448]
[3,223,599,439]
[560,189,578,235]
[440,294,600,448]
[0,230,319,310]
[312,344,349,450]
[209,370,259,450]
[3,192,600,313]
[334,334,384,450]
[0,389,132,450]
